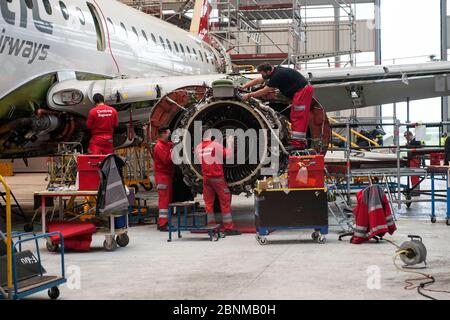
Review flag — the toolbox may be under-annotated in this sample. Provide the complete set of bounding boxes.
[254,188,328,244]
[288,155,324,189]
[430,152,445,166]
[77,155,106,190]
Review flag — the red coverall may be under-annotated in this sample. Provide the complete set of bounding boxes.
[86,104,118,154]
[195,139,234,230]
[153,139,174,227]
[290,85,314,149]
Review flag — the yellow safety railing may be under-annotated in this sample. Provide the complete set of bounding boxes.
[0,175,12,294]
[332,131,360,148]
[329,116,381,148]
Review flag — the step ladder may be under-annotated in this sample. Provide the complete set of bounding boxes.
[325,168,354,233]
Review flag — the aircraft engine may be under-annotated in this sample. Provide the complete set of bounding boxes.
[149,80,330,196]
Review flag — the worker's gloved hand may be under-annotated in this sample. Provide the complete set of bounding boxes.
[241,93,252,101]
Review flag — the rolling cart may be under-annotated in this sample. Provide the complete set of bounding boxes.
[167,202,224,242]
[0,231,66,300]
[254,188,329,245]
[1,175,66,300]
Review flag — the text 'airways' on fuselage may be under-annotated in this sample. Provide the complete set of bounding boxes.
[0,1,54,64]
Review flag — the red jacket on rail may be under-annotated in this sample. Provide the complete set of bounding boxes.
[351,185,397,244]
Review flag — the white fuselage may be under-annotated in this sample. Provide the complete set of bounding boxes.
[0,0,220,101]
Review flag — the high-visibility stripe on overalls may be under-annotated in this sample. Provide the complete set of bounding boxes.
[290,85,314,149]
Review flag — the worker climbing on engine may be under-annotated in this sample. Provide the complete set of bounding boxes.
[153,126,174,231]
[240,63,314,149]
[195,127,241,236]
[86,93,118,155]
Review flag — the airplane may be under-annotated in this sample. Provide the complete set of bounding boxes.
[3,0,450,195]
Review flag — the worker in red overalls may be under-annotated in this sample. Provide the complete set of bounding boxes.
[153,126,174,231]
[241,63,313,149]
[404,131,424,195]
[87,93,118,154]
[195,127,241,236]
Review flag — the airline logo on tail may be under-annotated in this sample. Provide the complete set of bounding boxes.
[190,0,212,43]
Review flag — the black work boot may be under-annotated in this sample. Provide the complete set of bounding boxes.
[224,229,242,236]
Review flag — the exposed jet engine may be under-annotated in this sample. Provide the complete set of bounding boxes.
[149,79,330,196]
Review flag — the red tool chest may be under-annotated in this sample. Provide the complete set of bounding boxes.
[430,152,445,166]
[288,155,325,189]
[77,155,106,191]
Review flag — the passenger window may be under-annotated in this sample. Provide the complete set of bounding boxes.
[192,48,198,60]
[107,18,115,34]
[166,39,172,51]
[77,7,85,25]
[186,46,191,58]
[151,33,157,44]
[132,26,139,41]
[180,44,185,55]
[43,0,52,15]
[173,42,179,53]
[142,30,148,43]
[159,36,166,49]
[87,2,106,51]
[59,1,69,20]
[120,23,128,38]
[199,51,204,62]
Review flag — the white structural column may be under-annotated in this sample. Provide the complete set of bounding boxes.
[441,0,450,130]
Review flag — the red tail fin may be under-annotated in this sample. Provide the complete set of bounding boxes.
[190,0,212,43]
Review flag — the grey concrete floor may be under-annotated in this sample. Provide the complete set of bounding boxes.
[2,173,450,300]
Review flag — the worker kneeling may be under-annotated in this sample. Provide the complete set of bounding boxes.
[195,128,241,236]
[87,93,118,155]
[153,126,174,231]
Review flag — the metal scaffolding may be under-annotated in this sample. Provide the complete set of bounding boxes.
[206,0,361,69]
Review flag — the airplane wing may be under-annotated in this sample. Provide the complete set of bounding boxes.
[308,61,450,112]
[47,61,450,121]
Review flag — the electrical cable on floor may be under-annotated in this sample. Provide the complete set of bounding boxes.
[393,250,450,300]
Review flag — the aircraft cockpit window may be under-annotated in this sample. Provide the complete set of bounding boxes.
[179,44,185,55]
[192,48,198,60]
[199,51,204,62]
[87,2,106,51]
[107,18,115,34]
[142,30,148,43]
[186,46,191,58]
[43,0,52,15]
[25,0,33,9]
[151,33,157,44]
[59,1,69,20]
[77,7,85,25]
[166,39,172,51]
[173,42,179,53]
[159,36,166,50]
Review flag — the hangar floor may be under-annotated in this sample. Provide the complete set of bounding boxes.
[2,174,450,300]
